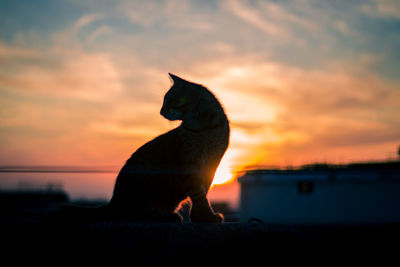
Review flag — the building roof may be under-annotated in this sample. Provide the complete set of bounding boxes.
[238,161,400,184]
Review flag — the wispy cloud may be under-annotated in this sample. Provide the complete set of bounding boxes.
[86,25,114,43]
[361,0,400,19]
[119,0,213,31]
[0,42,123,101]
[224,0,288,37]
[180,53,400,166]
[72,13,104,33]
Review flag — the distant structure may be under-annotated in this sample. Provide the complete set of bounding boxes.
[0,187,69,222]
[238,161,400,224]
[398,145,400,158]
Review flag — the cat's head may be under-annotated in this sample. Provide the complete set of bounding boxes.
[160,73,225,130]
[160,73,201,122]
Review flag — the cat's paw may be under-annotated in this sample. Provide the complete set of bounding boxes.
[212,212,224,223]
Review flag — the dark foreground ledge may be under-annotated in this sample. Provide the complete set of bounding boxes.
[2,221,399,260]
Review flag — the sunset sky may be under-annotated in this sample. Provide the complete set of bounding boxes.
[1,0,400,186]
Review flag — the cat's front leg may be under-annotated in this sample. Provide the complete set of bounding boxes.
[189,185,224,223]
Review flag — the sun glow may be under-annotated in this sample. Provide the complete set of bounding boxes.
[211,150,236,186]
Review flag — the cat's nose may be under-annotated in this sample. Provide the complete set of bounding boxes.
[160,106,166,117]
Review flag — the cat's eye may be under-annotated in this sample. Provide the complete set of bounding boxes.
[176,96,187,107]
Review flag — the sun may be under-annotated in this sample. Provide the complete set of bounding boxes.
[211,152,235,186]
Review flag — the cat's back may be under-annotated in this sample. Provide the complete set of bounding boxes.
[111,127,187,205]
[120,127,191,178]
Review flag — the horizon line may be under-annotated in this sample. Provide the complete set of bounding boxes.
[1,158,398,173]
[0,165,119,173]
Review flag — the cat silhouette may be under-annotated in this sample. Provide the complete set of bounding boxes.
[50,73,229,223]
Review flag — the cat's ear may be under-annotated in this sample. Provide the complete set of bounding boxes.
[169,73,184,84]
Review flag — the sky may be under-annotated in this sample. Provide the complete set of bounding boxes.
[1,0,400,186]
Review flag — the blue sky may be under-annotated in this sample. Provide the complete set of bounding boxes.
[1,0,399,76]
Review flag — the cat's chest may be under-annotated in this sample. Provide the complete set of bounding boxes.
[181,126,229,163]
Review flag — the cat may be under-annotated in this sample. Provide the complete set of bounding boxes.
[51,73,229,223]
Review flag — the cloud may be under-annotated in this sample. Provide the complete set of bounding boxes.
[0,12,126,102]
[223,0,325,41]
[223,0,287,37]
[119,0,213,31]
[72,13,104,32]
[0,42,41,59]
[1,0,399,170]
[177,53,400,167]
[86,25,114,43]
[0,14,164,165]
[0,44,123,101]
[361,0,400,19]
[122,1,163,26]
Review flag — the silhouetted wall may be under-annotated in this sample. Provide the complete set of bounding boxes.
[239,161,400,223]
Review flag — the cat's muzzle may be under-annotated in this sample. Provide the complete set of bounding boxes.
[160,108,181,121]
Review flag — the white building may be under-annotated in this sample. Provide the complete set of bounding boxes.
[238,162,400,224]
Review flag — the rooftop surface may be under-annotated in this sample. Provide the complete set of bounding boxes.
[2,220,399,260]
[238,160,400,183]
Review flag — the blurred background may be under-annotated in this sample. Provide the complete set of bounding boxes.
[1,0,399,223]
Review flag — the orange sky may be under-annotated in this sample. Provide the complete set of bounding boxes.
[1,0,400,188]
